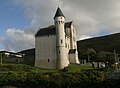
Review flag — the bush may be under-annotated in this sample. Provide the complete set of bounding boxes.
[0,71,106,88]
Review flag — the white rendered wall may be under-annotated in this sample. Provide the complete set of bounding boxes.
[70,24,77,49]
[65,36,71,62]
[69,23,80,64]
[35,35,57,69]
[69,53,79,64]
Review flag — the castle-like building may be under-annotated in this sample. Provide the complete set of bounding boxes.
[35,7,79,69]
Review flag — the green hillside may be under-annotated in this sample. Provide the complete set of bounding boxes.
[77,33,120,53]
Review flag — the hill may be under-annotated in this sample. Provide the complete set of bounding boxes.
[77,33,120,53]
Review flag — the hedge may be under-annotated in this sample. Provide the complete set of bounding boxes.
[0,71,119,88]
[0,71,103,88]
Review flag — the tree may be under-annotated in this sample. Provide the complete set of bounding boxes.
[78,48,97,62]
[86,48,96,62]
[97,51,114,64]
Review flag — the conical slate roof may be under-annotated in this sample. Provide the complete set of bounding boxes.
[54,7,65,19]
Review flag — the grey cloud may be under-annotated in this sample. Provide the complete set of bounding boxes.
[2,0,120,51]
[6,28,35,52]
[61,0,120,37]
[0,36,13,51]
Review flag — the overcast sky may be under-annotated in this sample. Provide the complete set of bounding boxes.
[0,0,120,52]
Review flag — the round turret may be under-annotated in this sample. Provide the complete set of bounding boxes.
[54,7,69,69]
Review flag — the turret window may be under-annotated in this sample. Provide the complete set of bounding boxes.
[59,51,60,54]
[61,39,63,44]
[58,21,60,24]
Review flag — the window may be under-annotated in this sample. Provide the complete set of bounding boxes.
[48,59,50,62]
[61,39,63,44]
[65,43,67,47]
[58,21,60,24]
[59,51,60,54]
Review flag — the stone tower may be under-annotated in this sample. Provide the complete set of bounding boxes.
[54,7,69,69]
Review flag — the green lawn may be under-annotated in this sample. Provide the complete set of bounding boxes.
[0,64,58,72]
[0,64,96,73]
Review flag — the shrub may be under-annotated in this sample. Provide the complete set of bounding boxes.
[1,71,107,88]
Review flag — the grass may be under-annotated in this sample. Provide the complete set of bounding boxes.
[0,64,97,73]
[0,64,58,72]
[64,65,96,73]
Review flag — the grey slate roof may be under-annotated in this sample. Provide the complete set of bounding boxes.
[69,49,76,54]
[35,21,73,37]
[35,25,56,37]
[54,7,65,19]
